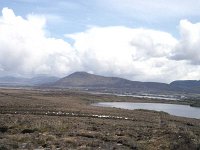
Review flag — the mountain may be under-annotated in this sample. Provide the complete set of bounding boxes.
[0,76,59,86]
[1,72,199,94]
[0,76,29,86]
[53,72,200,94]
[29,76,59,85]
[54,72,170,92]
[170,80,200,93]
[54,71,132,87]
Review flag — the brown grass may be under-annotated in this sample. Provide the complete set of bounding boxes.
[0,88,199,149]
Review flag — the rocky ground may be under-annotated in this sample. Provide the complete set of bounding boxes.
[0,88,199,150]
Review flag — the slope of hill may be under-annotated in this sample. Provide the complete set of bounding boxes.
[170,80,200,93]
[170,80,200,88]
[54,72,132,87]
[29,76,59,85]
[0,76,59,86]
[1,72,199,94]
[54,72,170,92]
[0,76,29,86]
[53,72,200,94]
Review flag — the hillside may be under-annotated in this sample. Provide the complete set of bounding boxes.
[1,72,199,94]
[170,80,200,93]
[54,72,133,87]
[54,72,170,92]
[53,72,200,94]
[0,76,29,86]
[0,76,59,86]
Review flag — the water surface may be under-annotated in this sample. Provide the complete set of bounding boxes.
[94,102,200,119]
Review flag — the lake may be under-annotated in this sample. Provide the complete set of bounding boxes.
[94,102,200,119]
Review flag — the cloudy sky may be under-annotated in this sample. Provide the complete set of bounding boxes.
[0,0,200,83]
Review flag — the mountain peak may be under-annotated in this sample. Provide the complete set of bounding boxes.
[67,71,92,78]
[70,71,90,75]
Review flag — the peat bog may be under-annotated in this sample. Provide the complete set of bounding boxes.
[0,88,199,149]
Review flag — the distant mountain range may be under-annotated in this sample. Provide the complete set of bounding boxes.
[53,72,200,94]
[0,72,199,94]
[0,76,59,86]
[54,72,170,91]
[170,80,200,93]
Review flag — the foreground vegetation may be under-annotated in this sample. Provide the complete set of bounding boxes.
[0,88,199,149]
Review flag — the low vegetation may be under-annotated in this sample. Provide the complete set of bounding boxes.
[190,101,200,107]
[183,97,200,107]
[0,88,199,149]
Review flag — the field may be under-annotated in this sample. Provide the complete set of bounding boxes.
[0,88,199,150]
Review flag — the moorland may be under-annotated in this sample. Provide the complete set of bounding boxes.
[0,88,199,149]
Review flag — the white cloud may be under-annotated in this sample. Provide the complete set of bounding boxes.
[0,8,199,82]
[170,20,200,65]
[0,8,80,76]
[67,25,200,82]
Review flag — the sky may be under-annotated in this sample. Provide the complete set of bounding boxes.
[0,0,200,83]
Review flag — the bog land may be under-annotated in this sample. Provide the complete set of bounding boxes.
[0,88,199,149]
